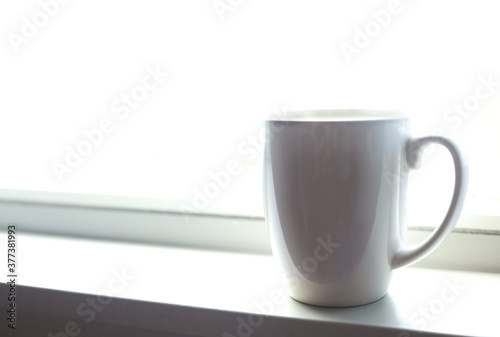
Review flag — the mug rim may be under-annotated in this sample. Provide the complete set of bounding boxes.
[266,109,408,122]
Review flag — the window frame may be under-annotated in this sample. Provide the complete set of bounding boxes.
[1,189,499,273]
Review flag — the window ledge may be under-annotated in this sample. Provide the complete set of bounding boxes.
[1,233,499,337]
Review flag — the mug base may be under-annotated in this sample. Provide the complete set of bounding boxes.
[288,292,387,308]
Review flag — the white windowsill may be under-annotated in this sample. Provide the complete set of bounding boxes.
[1,233,498,337]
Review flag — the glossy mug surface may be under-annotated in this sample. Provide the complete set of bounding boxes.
[264,110,468,307]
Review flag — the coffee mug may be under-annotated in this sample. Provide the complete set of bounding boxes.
[264,110,468,307]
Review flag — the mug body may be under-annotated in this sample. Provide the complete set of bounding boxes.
[264,110,410,307]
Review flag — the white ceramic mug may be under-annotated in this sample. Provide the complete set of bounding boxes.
[264,110,468,307]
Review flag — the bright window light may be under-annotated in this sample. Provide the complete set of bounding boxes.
[0,0,499,230]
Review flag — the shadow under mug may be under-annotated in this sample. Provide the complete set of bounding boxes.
[263,110,468,307]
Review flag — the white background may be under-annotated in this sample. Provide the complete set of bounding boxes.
[0,0,499,228]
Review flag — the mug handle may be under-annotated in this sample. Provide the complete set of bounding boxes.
[391,136,469,269]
